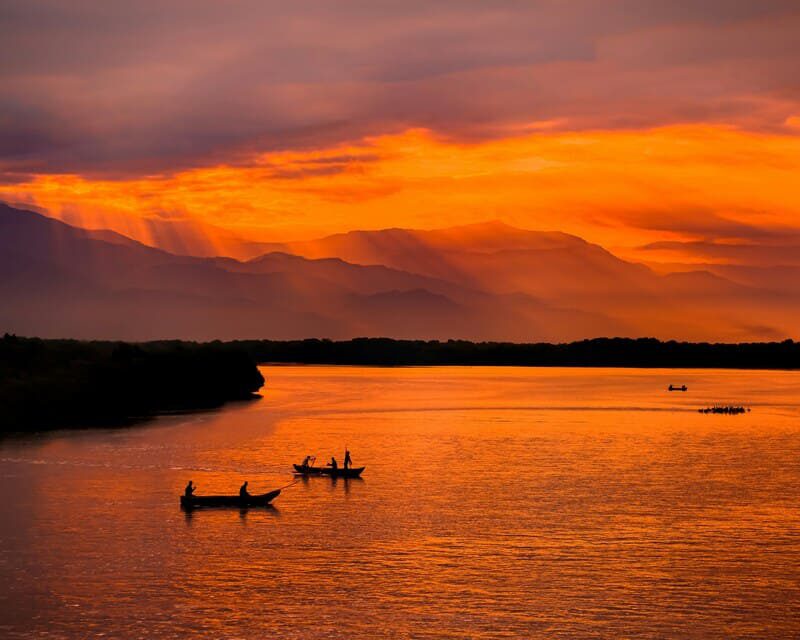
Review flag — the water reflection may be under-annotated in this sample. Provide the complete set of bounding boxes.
[330,475,364,494]
[1,366,800,638]
[182,504,281,526]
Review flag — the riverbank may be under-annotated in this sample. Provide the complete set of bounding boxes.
[0,335,264,433]
[232,337,800,369]
[4,334,799,433]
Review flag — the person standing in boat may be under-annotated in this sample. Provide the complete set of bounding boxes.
[344,449,352,470]
[184,480,196,497]
[301,455,313,468]
[239,481,250,498]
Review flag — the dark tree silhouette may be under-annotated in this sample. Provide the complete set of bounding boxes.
[0,335,263,433]
[230,336,800,369]
[4,334,798,433]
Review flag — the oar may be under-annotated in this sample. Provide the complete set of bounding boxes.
[277,478,300,491]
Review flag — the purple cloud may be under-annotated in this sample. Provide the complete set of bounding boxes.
[1,0,799,177]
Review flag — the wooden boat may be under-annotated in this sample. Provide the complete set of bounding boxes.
[668,384,687,391]
[698,405,748,415]
[293,464,365,478]
[180,488,280,509]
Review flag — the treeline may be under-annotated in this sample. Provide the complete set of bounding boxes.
[230,337,800,369]
[0,335,264,433]
[4,335,799,433]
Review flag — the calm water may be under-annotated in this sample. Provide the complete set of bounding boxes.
[1,366,799,638]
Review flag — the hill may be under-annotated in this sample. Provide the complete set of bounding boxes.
[3,203,798,341]
[1,203,614,341]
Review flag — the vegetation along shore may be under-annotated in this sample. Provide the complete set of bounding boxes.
[0,335,263,434]
[4,334,800,433]
[234,337,800,369]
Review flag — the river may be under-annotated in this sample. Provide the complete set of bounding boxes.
[1,366,799,638]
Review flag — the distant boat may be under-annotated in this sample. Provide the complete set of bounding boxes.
[293,464,365,478]
[180,488,281,509]
[698,406,748,415]
[668,384,687,391]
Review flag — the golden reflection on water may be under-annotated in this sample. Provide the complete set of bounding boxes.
[1,366,800,638]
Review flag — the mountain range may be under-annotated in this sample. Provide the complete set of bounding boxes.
[1,202,795,342]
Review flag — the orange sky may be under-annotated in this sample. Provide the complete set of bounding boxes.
[4,3,800,341]
[3,3,800,268]
[3,122,800,263]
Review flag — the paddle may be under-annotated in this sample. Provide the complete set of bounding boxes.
[278,478,300,491]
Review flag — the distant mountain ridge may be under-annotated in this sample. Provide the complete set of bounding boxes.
[245,218,797,341]
[1,202,796,341]
[0,203,624,341]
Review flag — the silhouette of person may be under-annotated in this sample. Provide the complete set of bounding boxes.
[239,481,250,498]
[329,457,338,471]
[185,480,196,497]
[301,455,312,468]
[344,449,352,470]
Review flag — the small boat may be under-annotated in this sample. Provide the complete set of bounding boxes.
[180,488,281,509]
[698,405,749,415]
[668,384,688,391]
[293,464,365,478]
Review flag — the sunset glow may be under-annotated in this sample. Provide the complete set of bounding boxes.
[3,1,800,342]
[5,5,800,636]
[4,124,800,262]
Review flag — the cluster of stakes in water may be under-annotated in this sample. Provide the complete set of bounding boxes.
[697,406,749,415]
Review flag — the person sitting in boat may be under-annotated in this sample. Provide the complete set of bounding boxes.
[184,480,196,497]
[328,457,338,471]
[239,481,250,498]
[301,455,313,468]
[344,449,352,470]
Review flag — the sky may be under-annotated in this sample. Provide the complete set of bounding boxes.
[2,0,799,263]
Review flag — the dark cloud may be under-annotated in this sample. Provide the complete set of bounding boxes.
[603,207,800,243]
[1,0,799,177]
[261,152,380,179]
[292,154,381,166]
[640,240,800,266]
[267,165,355,180]
[0,172,36,185]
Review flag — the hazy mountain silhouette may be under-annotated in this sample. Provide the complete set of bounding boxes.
[251,220,799,341]
[1,203,627,341]
[2,203,797,341]
[254,222,597,287]
[648,261,800,297]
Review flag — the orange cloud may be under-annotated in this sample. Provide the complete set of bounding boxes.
[2,124,800,262]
